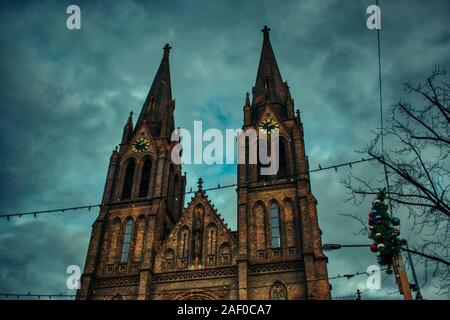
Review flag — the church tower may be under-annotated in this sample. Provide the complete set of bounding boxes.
[236,26,331,300]
[77,44,186,299]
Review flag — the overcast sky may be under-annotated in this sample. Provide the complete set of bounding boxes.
[0,0,449,300]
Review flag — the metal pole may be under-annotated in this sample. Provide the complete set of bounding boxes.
[341,245,370,248]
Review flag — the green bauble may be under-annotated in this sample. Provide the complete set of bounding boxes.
[392,217,400,226]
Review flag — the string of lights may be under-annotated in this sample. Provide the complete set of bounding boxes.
[0,267,386,299]
[355,272,395,300]
[0,157,377,221]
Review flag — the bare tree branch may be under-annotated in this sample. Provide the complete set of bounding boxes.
[342,69,450,296]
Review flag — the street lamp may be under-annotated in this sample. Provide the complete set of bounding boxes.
[322,243,369,251]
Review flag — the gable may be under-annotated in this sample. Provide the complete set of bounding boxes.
[256,103,287,134]
[121,120,158,160]
[154,190,236,272]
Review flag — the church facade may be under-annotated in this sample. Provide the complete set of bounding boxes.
[77,27,331,300]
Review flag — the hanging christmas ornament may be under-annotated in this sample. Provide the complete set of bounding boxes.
[367,190,404,267]
[392,217,400,226]
[372,199,381,206]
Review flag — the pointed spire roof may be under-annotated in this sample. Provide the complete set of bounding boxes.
[121,111,134,144]
[135,44,174,138]
[252,26,288,115]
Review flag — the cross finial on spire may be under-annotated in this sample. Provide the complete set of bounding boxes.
[163,43,172,56]
[261,25,271,36]
[124,111,133,129]
[197,177,204,190]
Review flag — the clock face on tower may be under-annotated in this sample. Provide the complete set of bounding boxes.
[259,118,280,134]
[132,137,150,154]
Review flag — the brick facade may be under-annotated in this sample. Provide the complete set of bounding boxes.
[77,27,331,300]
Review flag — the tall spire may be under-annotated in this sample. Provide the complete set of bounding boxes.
[252,26,287,115]
[135,43,174,138]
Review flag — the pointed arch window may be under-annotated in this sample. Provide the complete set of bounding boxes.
[149,96,155,110]
[270,203,281,248]
[138,157,152,198]
[181,231,188,258]
[120,220,133,263]
[178,227,190,259]
[206,223,218,255]
[121,158,136,200]
[254,202,267,251]
[284,199,296,249]
[277,138,288,178]
[107,218,121,265]
[264,78,270,90]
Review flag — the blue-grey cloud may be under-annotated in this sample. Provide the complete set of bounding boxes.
[0,0,449,299]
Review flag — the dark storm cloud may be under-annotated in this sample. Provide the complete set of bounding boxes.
[0,220,90,294]
[0,0,449,299]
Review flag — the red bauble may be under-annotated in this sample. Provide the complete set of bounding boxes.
[370,243,378,252]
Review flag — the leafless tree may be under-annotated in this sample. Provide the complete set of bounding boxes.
[343,68,450,297]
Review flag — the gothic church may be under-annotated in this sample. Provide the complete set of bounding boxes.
[77,26,331,300]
